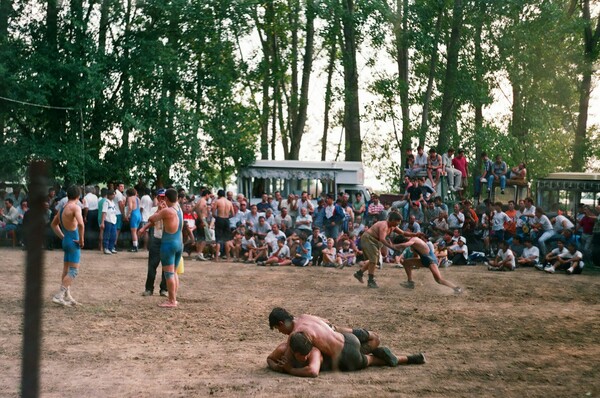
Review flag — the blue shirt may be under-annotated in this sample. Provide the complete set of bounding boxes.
[297,241,312,260]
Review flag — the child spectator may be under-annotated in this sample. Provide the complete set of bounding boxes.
[292,233,312,267]
[486,240,515,271]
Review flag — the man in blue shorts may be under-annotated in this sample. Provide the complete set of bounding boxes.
[50,185,85,306]
[146,188,183,308]
[394,236,462,294]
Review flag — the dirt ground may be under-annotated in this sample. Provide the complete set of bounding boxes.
[0,247,599,398]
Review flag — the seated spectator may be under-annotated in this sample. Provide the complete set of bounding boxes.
[256,194,271,213]
[486,240,515,271]
[414,146,428,174]
[321,238,338,267]
[487,155,508,194]
[517,238,539,267]
[245,204,261,231]
[405,154,417,178]
[537,239,568,269]
[532,207,558,257]
[447,236,468,265]
[298,191,314,214]
[295,207,313,233]
[241,230,258,262]
[0,198,19,234]
[336,239,356,268]
[508,162,527,181]
[443,148,462,193]
[402,215,421,234]
[259,237,292,266]
[474,152,492,201]
[504,200,517,238]
[308,227,327,266]
[224,230,243,261]
[292,233,311,267]
[447,204,464,231]
[510,235,525,258]
[417,178,435,205]
[490,202,511,249]
[542,242,583,274]
[254,216,271,240]
[423,201,439,227]
[264,208,276,226]
[430,211,449,240]
[433,196,448,214]
[427,148,443,188]
[408,201,425,224]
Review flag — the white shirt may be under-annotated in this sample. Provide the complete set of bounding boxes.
[553,215,575,232]
[102,199,118,224]
[534,215,553,231]
[492,211,511,231]
[113,190,125,215]
[274,244,291,258]
[448,212,464,229]
[148,206,163,239]
[265,231,286,252]
[497,248,515,269]
[450,244,468,259]
[522,246,539,262]
[140,195,153,222]
[415,153,428,167]
[84,193,99,211]
[295,214,313,230]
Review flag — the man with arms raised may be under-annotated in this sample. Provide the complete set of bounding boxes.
[50,185,85,306]
[146,188,183,308]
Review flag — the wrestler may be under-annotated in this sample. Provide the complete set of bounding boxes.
[268,308,425,376]
[394,235,462,294]
[50,185,85,306]
[212,189,233,261]
[146,188,183,307]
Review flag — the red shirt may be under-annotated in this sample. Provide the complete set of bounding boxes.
[579,216,595,234]
[452,156,468,177]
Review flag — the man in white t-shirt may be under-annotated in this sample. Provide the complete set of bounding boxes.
[138,188,154,250]
[83,186,99,247]
[517,238,539,267]
[137,189,167,296]
[486,240,515,271]
[532,208,555,257]
[447,236,468,265]
[113,182,126,248]
[543,242,584,274]
[295,207,313,233]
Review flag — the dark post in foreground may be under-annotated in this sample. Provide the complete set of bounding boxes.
[21,161,49,398]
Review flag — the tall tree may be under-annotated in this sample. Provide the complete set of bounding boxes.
[572,0,600,171]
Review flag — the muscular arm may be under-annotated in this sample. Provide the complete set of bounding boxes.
[50,213,64,240]
[267,342,288,372]
[75,207,85,248]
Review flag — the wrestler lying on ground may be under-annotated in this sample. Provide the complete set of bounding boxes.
[267,307,425,377]
[392,235,462,294]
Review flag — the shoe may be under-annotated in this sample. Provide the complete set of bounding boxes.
[52,294,68,306]
[487,188,491,192]
[454,287,463,294]
[111,249,118,254]
[195,254,207,261]
[407,353,426,365]
[534,263,545,271]
[353,271,364,283]
[446,260,452,267]
[367,279,379,288]
[401,280,415,289]
[256,262,266,266]
[487,265,498,271]
[501,190,505,194]
[544,266,555,274]
[63,290,79,306]
[159,290,168,297]
[104,249,112,255]
[394,264,404,269]
[142,290,153,296]
[128,247,138,252]
[484,261,489,266]
[372,347,398,367]
[566,268,574,275]
[455,187,463,191]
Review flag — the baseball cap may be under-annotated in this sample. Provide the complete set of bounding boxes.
[459,237,467,244]
[157,188,166,196]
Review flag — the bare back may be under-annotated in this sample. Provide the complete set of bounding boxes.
[195,197,208,219]
[61,202,83,232]
[214,197,233,218]
[291,314,344,358]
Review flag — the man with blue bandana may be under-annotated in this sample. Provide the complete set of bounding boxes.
[50,185,85,306]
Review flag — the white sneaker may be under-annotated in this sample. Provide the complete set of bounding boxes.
[534,263,545,271]
[64,288,79,306]
[104,248,112,255]
[111,249,118,254]
[544,266,555,274]
[52,294,68,306]
[195,254,207,261]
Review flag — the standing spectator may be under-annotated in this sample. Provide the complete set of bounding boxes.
[490,202,511,248]
[125,188,142,252]
[101,190,118,255]
[504,200,517,239]
[579,206,596,260]
[324,195,344,239]
[16,199,28,246]
[312,198,326,230]
[352,192,366,224]
[138,190,167,297]
[0,198,19,234]
[298,191,314,214]
[474,152,492,201]
[452,149,469,200]
[367,194,385,223]
[257,194,271,213]
[139,188,153,250]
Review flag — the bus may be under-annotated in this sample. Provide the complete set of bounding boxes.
[535,172,600,216]
[237,160,371,204]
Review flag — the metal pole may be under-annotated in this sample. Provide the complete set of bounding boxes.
[21,161,49,398]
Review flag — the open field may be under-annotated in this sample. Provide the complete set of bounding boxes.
[0,248,599,397]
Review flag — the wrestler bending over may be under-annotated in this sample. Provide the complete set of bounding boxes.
[267,307,425,377]
[393,235,462,294]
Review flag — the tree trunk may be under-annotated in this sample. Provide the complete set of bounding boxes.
[0,0,12,141]
[473,0,485,174]
[393,0,411,152]
[572,0,599,172]
[341,0,361,161]
[419,6,443,148]
[289,0,315,160]
[120,0,133,151]
[321,36,337,161]
[437,0,463,153]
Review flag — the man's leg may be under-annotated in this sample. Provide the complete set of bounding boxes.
[160,264,177,307]
[144,236,161,295]
[500,175,506,191]
[487,175,495,192]
[428,263,459,291]
[537,230,554,257]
